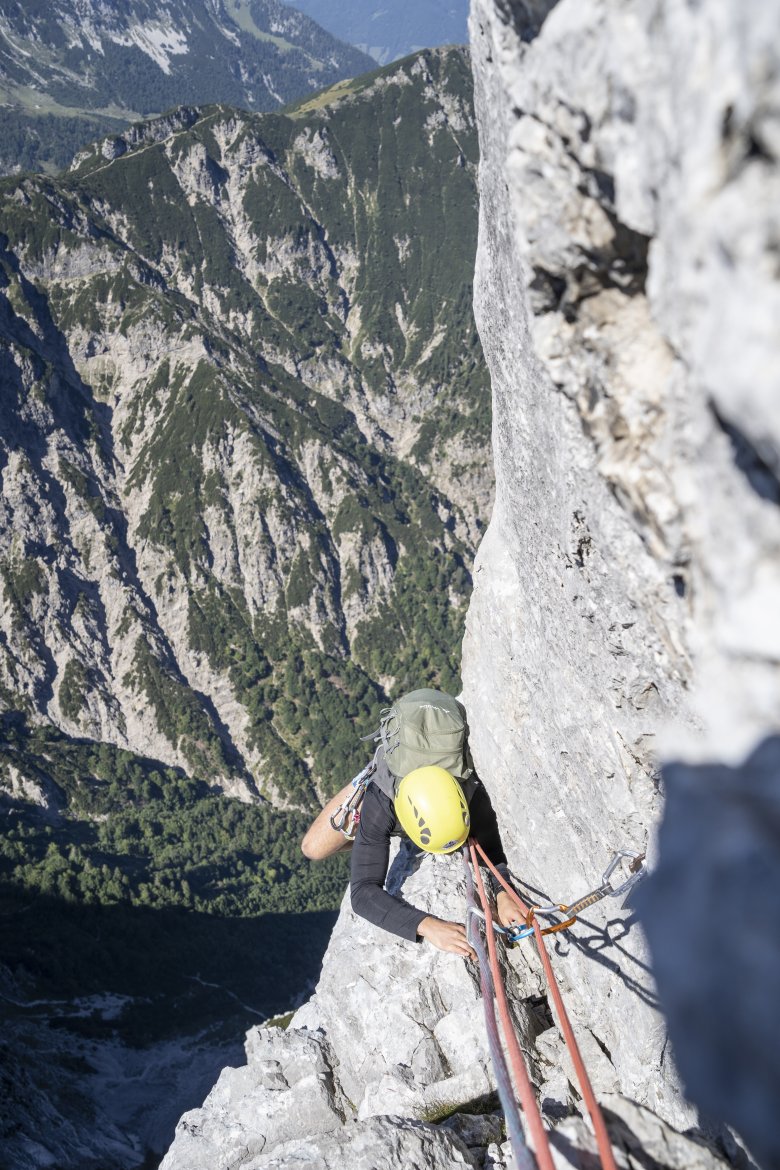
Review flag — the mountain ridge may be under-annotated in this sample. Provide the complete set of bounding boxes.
[0,44,489,854]
[0,0,375,174]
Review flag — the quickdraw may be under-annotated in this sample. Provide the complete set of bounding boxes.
[496,849,646,941]
[328,763,374,839]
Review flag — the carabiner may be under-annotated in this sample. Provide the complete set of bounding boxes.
[601,850,645,899]
[504,923,535,943]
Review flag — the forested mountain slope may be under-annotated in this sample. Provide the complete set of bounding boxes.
[0,46,488,812]
[158,1,778,1169]
[0,46,491,1168]
[0,0,374,173]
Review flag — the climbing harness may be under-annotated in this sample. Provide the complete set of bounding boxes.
[465,839,620,1170]
[329,761,375,839]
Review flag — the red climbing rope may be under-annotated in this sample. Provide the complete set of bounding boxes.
[471,840,619,1170]
[468,841,556,1170]
[462,852,536,1170]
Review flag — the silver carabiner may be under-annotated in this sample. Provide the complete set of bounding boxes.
[466,904,525,940]
[329,765,372,837]
[601,850,645,899]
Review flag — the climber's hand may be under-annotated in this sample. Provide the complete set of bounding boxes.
[417,916,476,960]
[496,890,524,929]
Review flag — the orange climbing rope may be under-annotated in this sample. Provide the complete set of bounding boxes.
[468,841,556,1170]
[470,839,619,1170]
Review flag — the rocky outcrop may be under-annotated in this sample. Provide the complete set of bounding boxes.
[162,846,730,1170]
[162,850,505,1159]
[464,0,779,1161]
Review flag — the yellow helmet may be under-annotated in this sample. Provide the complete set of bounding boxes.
[395,766,470,854]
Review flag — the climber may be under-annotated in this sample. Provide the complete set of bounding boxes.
[300,688,523,958]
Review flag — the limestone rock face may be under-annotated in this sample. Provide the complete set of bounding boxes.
[291,846,540,1118]
[162,847,521,1169]
[244,1114,479,1170]
[463,0,779,1159]
[162,846,734,1170]
[159,1029,347,1170]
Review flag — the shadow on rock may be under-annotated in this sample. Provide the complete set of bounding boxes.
[637,736,780,1170]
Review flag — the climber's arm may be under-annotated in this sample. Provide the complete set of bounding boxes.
[350,788,475,957]
[300,779,356,860]
[349,787,428,942]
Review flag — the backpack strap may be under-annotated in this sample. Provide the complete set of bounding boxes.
[359,706,392,746]
[460,774,479,804]
[370,749,397,801]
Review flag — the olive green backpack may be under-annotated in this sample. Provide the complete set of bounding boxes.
[331,688,477,839]
[367,687,476,799]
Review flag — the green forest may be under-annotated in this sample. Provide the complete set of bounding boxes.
[0,109,127,173]
[0,715,349,1040]
[0,715,349,916]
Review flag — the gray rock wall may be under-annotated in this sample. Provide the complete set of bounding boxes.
[162,847,730,1170]
[161,848,536,1169]
[463,0,779,1158]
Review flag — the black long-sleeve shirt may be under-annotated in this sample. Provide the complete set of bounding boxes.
[350,775,508,941]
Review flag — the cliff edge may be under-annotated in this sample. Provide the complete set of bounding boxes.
[161,1,779,1167]
[464,0,778,1163]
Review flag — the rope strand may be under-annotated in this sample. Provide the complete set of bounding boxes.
[462,850,536,1170]
[468,842,556,1170]
[471,840,618,1170]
